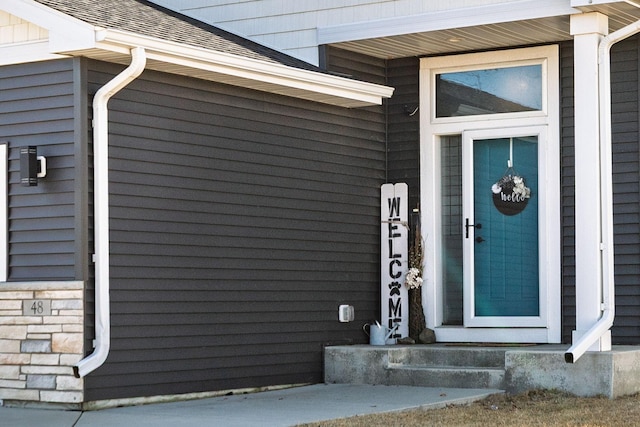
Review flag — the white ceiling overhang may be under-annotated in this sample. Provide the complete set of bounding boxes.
[318,0,640,59]
[1,1,393,108]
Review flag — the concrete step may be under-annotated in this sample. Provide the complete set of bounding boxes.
[324,345,509,390]
[386,363,506,389]
[325,344,640,398]
[387,346,507,368]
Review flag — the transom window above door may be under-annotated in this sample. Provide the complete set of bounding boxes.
[424,46,555,126]
[436,64,543,117]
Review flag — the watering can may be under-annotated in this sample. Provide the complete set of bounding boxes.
[363,321,398,345]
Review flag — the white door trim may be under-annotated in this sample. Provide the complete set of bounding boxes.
[419,45,561,343]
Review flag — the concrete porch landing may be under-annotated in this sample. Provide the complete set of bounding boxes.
[324,344,640,398]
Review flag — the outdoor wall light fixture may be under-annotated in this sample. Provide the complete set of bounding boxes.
[20,146,47,186]
[403,104,419,116]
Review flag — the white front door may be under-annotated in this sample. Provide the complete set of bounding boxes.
[420,46,561,343]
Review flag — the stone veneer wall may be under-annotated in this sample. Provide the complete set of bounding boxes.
[0,281,84,405]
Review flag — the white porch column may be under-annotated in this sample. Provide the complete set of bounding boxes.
[570,12,611,351]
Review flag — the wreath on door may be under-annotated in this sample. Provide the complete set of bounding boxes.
[490,138,532,216]
[491,170,531,215]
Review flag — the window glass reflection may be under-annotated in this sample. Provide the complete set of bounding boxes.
[436,65,542,117]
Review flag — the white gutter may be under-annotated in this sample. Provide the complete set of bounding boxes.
[74,47,147,378]
[565,19,640,363]
[96,29,393,108]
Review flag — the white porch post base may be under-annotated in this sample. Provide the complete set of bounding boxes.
[570,12,612,352]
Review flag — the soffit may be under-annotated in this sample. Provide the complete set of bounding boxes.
[322,2,640,59]
[573,1,640,28]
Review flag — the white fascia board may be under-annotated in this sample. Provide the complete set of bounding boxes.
[571,0,635,5]
[3,0,96,52]
[319,0,579,44]
[96,29,394,107]
[0,41,67,66]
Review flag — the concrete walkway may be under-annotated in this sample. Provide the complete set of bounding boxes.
[1,384,501,427]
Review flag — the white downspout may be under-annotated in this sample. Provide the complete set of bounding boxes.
[74,47,147,378]
[565,20,640,364]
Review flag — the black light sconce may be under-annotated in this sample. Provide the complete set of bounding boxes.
[403,104,419,116]
[20,146,47,187]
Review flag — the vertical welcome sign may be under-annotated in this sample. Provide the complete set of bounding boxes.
[380,183,408,343]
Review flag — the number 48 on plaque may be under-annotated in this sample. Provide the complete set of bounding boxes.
[23,299,51,316]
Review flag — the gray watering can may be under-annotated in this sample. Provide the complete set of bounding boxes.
[363,321,398,345]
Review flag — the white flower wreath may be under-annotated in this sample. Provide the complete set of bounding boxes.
[492,174,531,199]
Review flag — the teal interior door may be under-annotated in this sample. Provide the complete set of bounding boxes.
[466,136,539,323]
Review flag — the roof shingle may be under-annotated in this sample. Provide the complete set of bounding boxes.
[33,0,322,71]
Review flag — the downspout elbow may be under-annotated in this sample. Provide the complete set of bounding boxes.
[74,47,146,378]
[564,304,614,363]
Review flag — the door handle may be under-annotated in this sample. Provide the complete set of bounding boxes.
[465,218,482,238]
[475,236,485,243]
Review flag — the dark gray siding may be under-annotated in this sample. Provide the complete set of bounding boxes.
[323,47,421,211]
[610,36,640,344]
[321,46,387,87]
[386,57,420,212]
[0,59,85,281]
[560,41,576,343]
[84,60,386,400]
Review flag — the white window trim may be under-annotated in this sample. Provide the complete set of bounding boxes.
[427,46,555,126]
[419,45,561,343]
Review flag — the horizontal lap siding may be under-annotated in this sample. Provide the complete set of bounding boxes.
[324,47,420,209]
[84,60,386,400]
[560,41,576,342]
[321,46,387,86]
[610,37,640,344]
[0,59,80,281]
[386,56,420,212]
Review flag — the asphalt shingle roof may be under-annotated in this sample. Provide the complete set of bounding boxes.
[33,0,322,71]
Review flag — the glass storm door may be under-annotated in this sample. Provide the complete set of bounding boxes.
[462,128,543,327]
